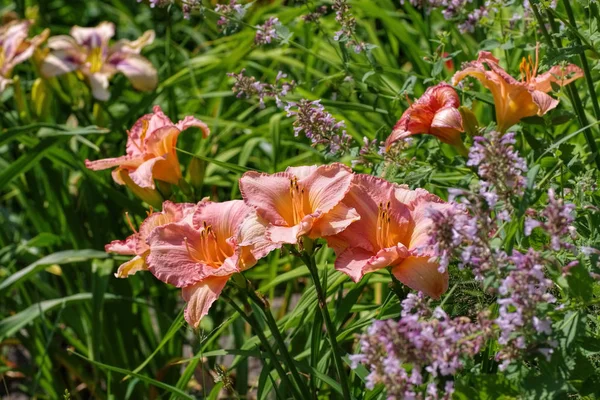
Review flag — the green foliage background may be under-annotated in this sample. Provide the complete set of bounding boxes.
[2,0,600,398]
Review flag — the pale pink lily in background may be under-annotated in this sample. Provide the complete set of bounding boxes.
[239,163,360,245]
[105,200,196,278]
[85,105,210,190]
[146,200,279,328]
[0,19,49,92]
[326,174,453,299]
[452,46,584,132]
[40,21,157,100]
[385,83,465,154]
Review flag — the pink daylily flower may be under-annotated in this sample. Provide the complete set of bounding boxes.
[105,200,196,278]
[326,174,453,299]
[385,83,465,153]
[0,19,49,92]
[85,105,210,190]
[40,22,157,100]
[239,163,360,245]
[146,200,279,328]
[452,46,584,132]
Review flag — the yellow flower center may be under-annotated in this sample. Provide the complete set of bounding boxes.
[185,221,232,268]
[376,201,392,249]
[289,177,306,225]
[519,43,539,84]
[0,46,5,68]
[87,47,104,74]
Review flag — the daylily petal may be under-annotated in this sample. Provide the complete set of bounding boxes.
[335,247,375,282]
[365,245,410,274]
[8,28,49,70]
[531,90,559,116]
[267,222,305,244]
[40,50,82,77]
[0,21,29,66]
[128,156,163,189]
[237,212,281,269]
[110,52,158,92]
[115,255,147,278]
[392,256,449,299]
[193,200,252,250]
[299,163,354,216]
[0,76,12,92]
[87,72,112,101]
[71,22,115,48]
[143,126,182,185]
[105,236,138,255]
[286,165,318,179]
[532,64,584,93]
[430,106,464,145]
[239,171,296,226]
[385,83,464,150]
[176,116,210,138]
[85,154,143,172]
[147,222,236,288]
[110,30,155,54]
[309,202,360,238]
[326,174,411,255]
[137,201,197,253]
[182,276,229,328]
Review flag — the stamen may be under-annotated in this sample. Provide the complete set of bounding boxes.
[125,212,138,234]
[184,237,193,258]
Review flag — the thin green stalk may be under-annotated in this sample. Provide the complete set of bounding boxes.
[244,286,311,396]
[222,291,305,400]
[531,3,600,169]
[300,251,352,400]
[563,0,600,121]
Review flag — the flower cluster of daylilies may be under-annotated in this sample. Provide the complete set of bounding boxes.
[385,44,584,153]
[87,106,455,327]
[83,41,587,328]
[0,18,156,100]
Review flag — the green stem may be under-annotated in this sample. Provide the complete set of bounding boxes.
[563,0,600,121]
[222,291,305,400]
[300,251,352,400]
[531,3,600,169]
[244,285,311,396]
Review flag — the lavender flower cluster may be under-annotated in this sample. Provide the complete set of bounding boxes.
[525,188,576,251]
[332,0,366,53]
[399,0,536,33]
[423,129,576,368]
[285,99,352,156]
[138,0,200,19]
[495,250,557,370]
[466,131,527,209]
[255,17,280,45]
[351,293,492,399]
[228,69,295,109]
[215,0,245,33]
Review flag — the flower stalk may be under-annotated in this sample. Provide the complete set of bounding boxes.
[235,276,311,397]
[298,245,352,400]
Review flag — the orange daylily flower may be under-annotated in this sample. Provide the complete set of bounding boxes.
[385,83,466,154]
[452,45,584,132]
[85,105,209,190]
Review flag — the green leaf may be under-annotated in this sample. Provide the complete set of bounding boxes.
[69,350,195,399]
[0,249,108,293]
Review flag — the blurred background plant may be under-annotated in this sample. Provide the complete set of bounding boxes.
[1,0,600,398]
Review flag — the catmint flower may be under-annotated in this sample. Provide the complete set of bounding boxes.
[524,188,576,250]
[215,0,245,33]
[352,294,491,399]
[467,131,527,207]
[285,99,352,156]
[495,249,556,370]
[228,69,295,109]
[302,6,328,22]
[255,17,280,45]
[332,0,368,52]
